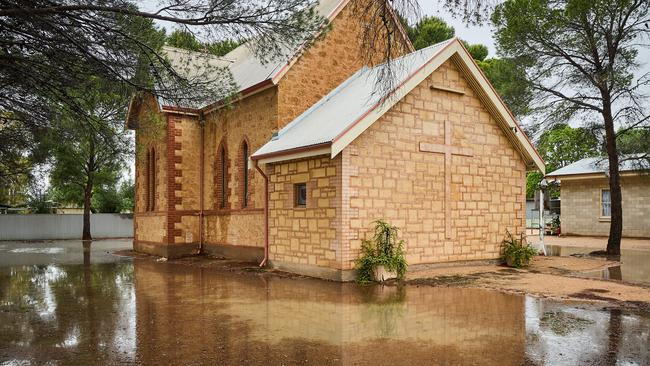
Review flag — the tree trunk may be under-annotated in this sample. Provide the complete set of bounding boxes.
[82,178,93,241]
[602,99,622,255]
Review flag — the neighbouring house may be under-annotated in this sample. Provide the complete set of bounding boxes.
[126,0,544,280]
[546,157,650,238]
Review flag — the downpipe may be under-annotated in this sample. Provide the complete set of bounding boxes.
[254,160,269,267]
[198,112,205,255]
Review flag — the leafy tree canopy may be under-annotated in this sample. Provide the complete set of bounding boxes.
[166,30,241,57]
[47,77,131,239]
[463,42,488,61]
[492,0,650,253]
[406,16,456,50]
[526,124,600,198]
[400,14,531,118]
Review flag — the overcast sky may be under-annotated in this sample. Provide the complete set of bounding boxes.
[418,3,499,56]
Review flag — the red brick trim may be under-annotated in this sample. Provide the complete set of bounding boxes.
[166,114,183,244]
[203,208,264,216]
[214,137,231,209]
[134,211,167,217]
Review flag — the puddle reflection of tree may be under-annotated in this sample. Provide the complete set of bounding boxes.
[0,261,134,363]
[605,309,622,366]
[82,240,92,267]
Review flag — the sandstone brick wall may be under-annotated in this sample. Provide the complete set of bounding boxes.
[276,0,411,128]
[133,0,413,254]
[134,94,168,244]
[201,88,278,248]
[342,59,527,268]
[267,156,342,268]
[166,113,201,245]
[134,215,167,243]
[561,176,650,238]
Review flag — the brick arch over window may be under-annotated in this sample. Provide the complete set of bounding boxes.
[214,138,230,209]
[238,137,252,208]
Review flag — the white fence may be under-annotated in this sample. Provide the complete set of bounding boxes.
[0,213,133,241]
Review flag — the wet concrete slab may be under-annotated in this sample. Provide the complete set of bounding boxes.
[546,245,650,285]
[1,242,650,365]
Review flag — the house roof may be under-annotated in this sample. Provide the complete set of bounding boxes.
[252,38,545,172]
[155,0,413,111]
[546,155,650,179]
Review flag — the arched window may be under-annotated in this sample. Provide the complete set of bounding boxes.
[145,149,151,212]
[216,142,228,209]
[146,147,156,212]
[150,147,156,211]
[241,140,249,208]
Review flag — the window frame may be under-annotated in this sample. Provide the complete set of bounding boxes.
[600,188,611,219]
[219,145,227,209]
[294,183,307,208]
[241,141,249,208]
[145,147,156,212]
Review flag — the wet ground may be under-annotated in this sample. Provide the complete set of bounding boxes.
[546,245,650,285]
[1,241,650,365]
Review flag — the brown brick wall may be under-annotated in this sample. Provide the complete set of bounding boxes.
[561,175,650,238]
[276,0,411,128]
[133,1,413,255]
[267,156,342,268]
[201,87,277,248]
[134,94,168,215]
[134,94,168,244]
[135,214,167,243]
[343,59,527,268]
[165,113,202,245]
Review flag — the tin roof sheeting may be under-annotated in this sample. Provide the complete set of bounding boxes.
[252,39,453,158]
[546,155,650,177]
[159,0,346,108]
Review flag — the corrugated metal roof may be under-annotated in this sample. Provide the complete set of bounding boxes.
[252,39,454,158]
[159,0,346,108]
[546,155,650,177]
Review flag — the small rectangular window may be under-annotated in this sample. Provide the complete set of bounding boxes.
[601,189,611,217]
[294,183,307,208]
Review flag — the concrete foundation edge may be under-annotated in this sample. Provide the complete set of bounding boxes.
[203,243,265,262]
[268,260,357,282]
[133,240,197,259]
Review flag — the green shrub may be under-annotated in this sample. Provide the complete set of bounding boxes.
[501,231,537,268]
[355,220,408,283]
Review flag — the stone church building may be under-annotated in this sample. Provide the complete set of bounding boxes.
[127,0,544,280]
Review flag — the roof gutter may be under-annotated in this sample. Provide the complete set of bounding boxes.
[161,105,200,116]
[251,142,332,164]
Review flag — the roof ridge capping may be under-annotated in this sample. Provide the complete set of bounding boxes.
[253,38,545,173]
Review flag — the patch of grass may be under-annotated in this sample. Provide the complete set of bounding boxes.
[540,311,594,336]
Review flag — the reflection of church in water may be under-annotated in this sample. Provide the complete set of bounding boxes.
[131,261,642,365]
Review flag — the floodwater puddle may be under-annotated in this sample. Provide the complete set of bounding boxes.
[546,244,650,285]
[0,242,649,365]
